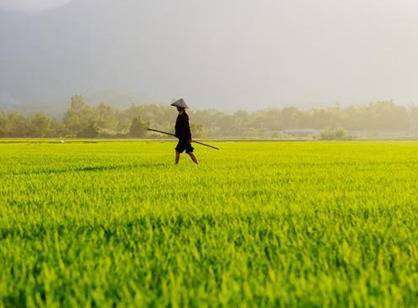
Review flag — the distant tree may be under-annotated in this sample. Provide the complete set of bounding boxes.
[410,106,418,135]
[28,113,56,137]
[320,128,349,140]
[79,122,99,138]
[1,96,416,139]
[190,123,207,138]
[279,107,304,129]
[63,95,97,137]
[128,116,147,137]
[5,112,28,137]
[367,101,409,132]
[0,110,6,137]
[96,102,118,136]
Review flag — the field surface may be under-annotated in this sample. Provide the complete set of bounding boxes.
[0,140,417,307]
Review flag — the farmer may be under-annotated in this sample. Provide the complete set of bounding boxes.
[171,99,199,165]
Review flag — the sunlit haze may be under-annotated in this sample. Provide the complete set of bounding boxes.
[1,0,418,110]
[0,0,72,12]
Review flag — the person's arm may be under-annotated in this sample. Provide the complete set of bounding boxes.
[175,114,188,140]
[175,116,182,138]
[184,114,192,141]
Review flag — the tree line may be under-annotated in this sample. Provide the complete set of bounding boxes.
[0,96,417,138]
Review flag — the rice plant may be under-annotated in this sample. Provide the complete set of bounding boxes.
[0,140,417,306]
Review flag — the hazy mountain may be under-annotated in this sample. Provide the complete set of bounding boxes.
[1,0,418,112]
[83,89,150,108]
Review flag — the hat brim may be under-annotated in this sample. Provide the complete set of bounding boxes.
[170,99,189,109]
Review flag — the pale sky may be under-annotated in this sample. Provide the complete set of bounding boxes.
[1,0,418,110]
[0,0,72,12]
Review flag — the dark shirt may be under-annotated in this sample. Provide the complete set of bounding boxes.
[175,112,192,141]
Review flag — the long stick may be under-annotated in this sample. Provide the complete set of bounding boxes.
[147,128,220,150]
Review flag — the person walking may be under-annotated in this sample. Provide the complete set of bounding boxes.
[171,99,199,165]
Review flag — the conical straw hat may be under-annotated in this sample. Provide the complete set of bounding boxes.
[170,98,188,108]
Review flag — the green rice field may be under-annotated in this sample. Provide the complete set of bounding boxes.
[0,140,417,306]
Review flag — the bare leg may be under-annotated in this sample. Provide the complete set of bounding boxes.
[188,152,199,165]
[175,151,180,164]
